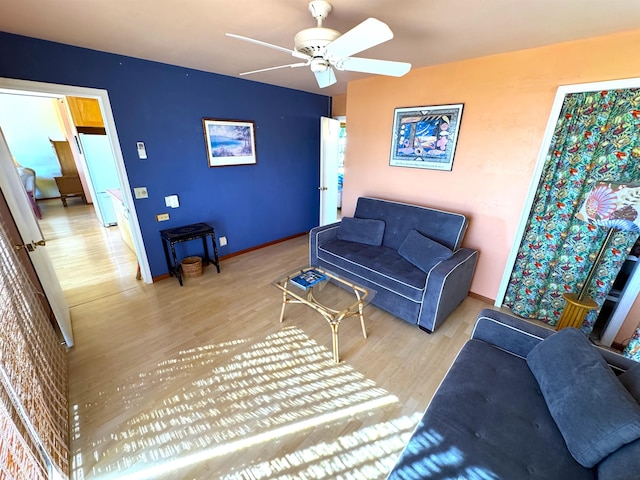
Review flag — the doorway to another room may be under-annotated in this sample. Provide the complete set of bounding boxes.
[337,117,345,221]
[0,77,151,318]
[0,92,140,306]
[319,116,345,225]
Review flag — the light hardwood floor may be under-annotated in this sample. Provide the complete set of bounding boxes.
[38,199,493,480]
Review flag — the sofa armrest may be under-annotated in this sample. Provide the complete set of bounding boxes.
[472,309,637,373]
[309,222,340,266]
[471,309,554,358]
[417,248,478,332]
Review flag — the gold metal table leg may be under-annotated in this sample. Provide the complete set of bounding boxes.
[279,285,288,323]
[331,322,340,363]
[358,301,367,339]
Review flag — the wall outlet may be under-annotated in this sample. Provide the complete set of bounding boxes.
[156,213,170,222]
[134,187,149,199]
[219,236,227,247]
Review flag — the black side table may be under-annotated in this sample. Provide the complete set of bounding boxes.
[159,222,221,286]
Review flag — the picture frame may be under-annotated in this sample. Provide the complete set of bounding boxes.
[202,118,257,167]
[389,104,464,171]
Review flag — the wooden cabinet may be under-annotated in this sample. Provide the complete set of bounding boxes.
[66,96,104,128]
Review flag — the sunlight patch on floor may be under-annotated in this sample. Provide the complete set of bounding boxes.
[221,413,422,480]
[71,327,418,479]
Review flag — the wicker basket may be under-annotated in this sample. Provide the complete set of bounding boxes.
[181,256,203,278]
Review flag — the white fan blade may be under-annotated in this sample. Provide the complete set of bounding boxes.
[314,68,337,88]
[226,33,310,60]
[338,57,411,77]
[325,18,393,59]
[240,62,309,76]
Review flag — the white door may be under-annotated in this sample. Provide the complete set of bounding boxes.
[0,128,74,346]
[319,116,340,226]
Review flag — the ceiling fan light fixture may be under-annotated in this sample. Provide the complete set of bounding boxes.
[310,57,330,72]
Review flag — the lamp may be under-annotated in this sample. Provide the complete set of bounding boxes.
[556,181,640,331]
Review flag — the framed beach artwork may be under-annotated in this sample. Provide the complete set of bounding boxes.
[202,118,257,167]
[389,104,464,171]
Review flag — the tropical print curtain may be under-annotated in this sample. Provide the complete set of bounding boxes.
[504,88,640,335]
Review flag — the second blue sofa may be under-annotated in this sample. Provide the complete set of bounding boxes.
[387,309,640,479]
[310,197,478,333]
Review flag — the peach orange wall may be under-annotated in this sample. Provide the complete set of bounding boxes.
[332,94,347,117]
[342,29,640,335]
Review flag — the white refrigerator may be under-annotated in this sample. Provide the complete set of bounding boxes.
[79,133,119,227]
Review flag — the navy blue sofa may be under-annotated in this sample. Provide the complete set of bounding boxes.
[387,309,640,479]
[309,197,478,333]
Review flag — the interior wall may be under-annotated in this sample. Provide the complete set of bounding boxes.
[342,29,640,340]
[332,95,347,117]
[0,95,66,198]
[0,32,331,278]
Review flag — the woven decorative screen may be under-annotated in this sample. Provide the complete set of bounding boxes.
[0,217,69,478]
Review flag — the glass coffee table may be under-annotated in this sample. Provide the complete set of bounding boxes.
[273,266,375,363]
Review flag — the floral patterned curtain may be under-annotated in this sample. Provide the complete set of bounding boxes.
[504,88,640,334]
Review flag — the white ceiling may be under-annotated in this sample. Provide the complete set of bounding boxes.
[1,0,640,96]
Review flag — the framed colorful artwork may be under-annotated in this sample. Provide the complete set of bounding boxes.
[389,104,464,171]
[202,118,257,167]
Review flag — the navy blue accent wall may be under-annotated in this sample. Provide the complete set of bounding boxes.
[0,32,330,277]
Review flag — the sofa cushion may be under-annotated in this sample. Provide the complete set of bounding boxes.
[353,197,468,250]
[619,363,640,403]
[526,328,640,468]
[597,438,640,480]
[336,217,385,246]
[317,240,426,301]
[398,230,453,273]
[387,339,592,479]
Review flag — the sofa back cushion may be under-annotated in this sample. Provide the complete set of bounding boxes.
[398,230,453,273]
[336,217,385,246]
[353,197,468,251]
[527,328,640,468]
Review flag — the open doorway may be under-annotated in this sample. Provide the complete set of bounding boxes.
[0,77,152,305]
[319,116,345,226]
[337,116,346,221]
[0,92,139,306]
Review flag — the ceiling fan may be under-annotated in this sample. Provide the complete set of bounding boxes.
[226,0,411,88]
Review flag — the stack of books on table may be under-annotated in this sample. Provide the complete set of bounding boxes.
[290,269,327,290]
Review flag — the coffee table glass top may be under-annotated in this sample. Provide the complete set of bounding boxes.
[272,266,375,363]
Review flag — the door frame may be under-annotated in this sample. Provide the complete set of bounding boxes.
[495,76,640,346]
[0,76,152,284]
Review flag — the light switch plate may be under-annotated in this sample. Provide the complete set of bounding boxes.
[134,187,148,199]
[156,213,169,222]
[164,195,179,208]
